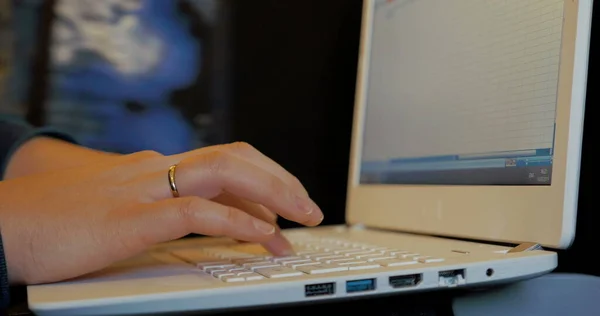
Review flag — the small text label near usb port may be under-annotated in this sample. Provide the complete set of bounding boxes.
[305,282,336,297]
[346,278,376,293]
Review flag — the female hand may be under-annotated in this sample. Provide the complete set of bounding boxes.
[0,142,323,285]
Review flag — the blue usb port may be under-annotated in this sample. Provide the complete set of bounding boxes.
[346,278,376,293]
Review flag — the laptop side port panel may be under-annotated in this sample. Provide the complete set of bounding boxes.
[438,269,466,287]
[305,282,336,297]
[389,274,423,288]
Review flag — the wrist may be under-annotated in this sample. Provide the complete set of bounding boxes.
[4,137,116,180]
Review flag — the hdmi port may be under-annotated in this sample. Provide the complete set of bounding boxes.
[389,274,422,288]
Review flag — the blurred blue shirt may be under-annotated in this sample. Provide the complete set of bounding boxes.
[3,0,218,155]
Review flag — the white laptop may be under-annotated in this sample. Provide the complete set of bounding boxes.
[27,0,593,315]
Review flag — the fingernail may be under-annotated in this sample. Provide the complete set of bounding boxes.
[296,195,317,215]
[253,219,276,235]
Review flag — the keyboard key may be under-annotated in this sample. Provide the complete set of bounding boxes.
[296,264,349,274]
[313,255,344,261]
[336,260,367,265]
[287,261,320,269]
[417,257,445,263]
[171,250,233,266]
[344,263,381,270]
[367,256,396,262]
[387,252,409,257]
[281,259,312,265]
[295,250,319,255]
[198,263,235,271]
[326,258,364,264]
[204,247,256,259]
[334,249,366,255]
[243,262,280,270]
[222,276,246,282]
[303,246,325,251]
[213,271,235,279]
[355,253,382,259]
[398,253,419,258]
[272,256,302,263]
[376,259,418,267]
[236,271,255,275]
[214,268,254,277]
[368,247,390,251]
[350,244,368,249]
[233,257,269,265]
[255,266,304,278]
[220,270,266,282]
[383,250,406,255]
[345,251,375,257]
[205,267,228,274]
[322,246,348,251]
[304,253,332,259]
[243,273,266,281]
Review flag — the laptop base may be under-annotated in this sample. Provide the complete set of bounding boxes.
[28,226,556,316]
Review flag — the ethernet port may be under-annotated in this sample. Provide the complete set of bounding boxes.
[438,269,466,287]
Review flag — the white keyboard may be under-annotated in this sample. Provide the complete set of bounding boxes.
[171,237,445,283]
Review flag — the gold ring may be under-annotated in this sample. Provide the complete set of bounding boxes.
[168,164,180,198]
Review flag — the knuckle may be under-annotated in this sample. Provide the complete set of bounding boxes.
[227,141,255,153]
[224,206,241,224]
[209,206,242,235]
[176,197,200,222]
[266,175,286,196]
[202,150,230,175]
[223,207,238,223]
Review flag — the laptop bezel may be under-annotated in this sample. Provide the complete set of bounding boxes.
[345,0,593,249]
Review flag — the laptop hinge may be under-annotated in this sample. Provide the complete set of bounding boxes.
[349,224,544,251]
[507,242,544,253]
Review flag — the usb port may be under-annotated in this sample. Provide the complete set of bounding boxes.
[346,278,376,293]
[389,274,422,288]
[305,282,335,297]
[438,269,466,287]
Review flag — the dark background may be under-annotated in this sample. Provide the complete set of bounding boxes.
[230,0,361,229]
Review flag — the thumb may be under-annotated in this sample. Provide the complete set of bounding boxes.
[108,197,278,257]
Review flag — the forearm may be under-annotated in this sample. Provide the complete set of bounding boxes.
[4,137,117,180]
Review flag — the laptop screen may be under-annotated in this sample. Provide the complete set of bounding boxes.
[360,0,565,186]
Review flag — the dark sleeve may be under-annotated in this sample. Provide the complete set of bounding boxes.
[0,115,78,309]
[0,116,78,179]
